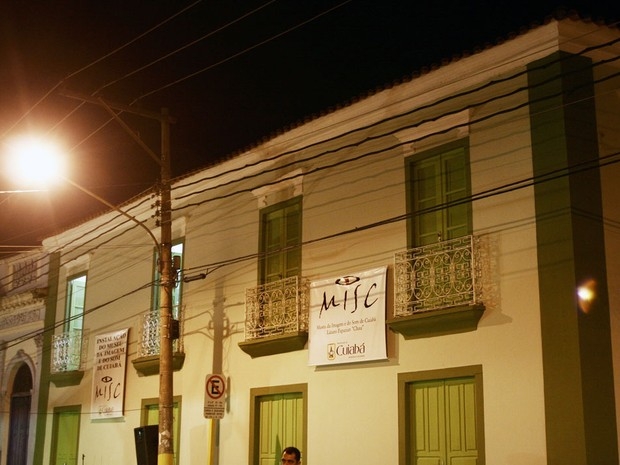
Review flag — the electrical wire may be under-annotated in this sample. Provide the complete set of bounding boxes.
[1,13,620,334]
[136,0,353,100]
[2,42,619,292]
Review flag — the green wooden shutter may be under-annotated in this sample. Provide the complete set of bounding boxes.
[284,202,301,277]
[411,144,470,247]
[412,380,445,465]
[65,274,86,333]
[258,393,304,465]
[52,408,81,465]
[260,198,302,284]
[409,377,478,465]
[445,378,478,465]
[413,158,442,247]
[443,148,469,241]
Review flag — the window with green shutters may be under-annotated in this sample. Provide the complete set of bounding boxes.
[65,273,86,333]
[152,240,184,319]
[408,141,471,247]
[259,197,302,284]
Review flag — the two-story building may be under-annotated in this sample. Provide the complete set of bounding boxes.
[2,14,620,465]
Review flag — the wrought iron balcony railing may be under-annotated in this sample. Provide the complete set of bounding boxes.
[394,235,483,316]
[244,276,309,341]
[51,330,83,373]
[138,308,184,357]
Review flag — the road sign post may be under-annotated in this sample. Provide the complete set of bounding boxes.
[204,374,226,419]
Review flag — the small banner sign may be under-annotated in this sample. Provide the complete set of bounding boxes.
[91,328,129,419]
[204,374,226,419]
[309,267,387,366]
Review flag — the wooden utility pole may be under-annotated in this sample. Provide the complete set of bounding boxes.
[157,107,175,465]
[58,91,176,465]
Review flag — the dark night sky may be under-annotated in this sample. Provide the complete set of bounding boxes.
[1,0,618,252]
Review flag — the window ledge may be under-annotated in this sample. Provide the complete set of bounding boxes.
[50,370,84,387]
[132,352,186,377]
[387,304,485,339]
[238,331,308,358]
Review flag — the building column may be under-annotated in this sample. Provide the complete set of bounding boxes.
[528,51,618,464]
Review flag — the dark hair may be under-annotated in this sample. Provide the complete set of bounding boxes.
[282,446,301,461]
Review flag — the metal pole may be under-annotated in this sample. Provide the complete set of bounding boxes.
[158,107,174,465]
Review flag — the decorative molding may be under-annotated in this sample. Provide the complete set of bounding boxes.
[252,169,304,208]
[0,289,47,311]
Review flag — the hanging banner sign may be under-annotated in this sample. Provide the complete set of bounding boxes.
[91,328,129,419]
[309,267,387,366]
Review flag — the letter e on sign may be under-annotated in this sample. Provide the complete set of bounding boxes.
[204,374,226,419]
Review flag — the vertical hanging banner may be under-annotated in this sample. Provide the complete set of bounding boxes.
[91,328,129,419]
[309,267,387,366]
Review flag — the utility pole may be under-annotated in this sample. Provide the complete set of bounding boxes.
[59,91,176,465]
[157,108,175,465]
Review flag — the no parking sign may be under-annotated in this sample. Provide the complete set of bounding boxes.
[204,374,226,419]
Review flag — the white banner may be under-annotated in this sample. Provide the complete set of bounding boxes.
[91,328,129,419]
[309,267,387,366]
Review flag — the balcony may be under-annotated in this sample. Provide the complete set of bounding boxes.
[50,330,85,386]
[388,235,485,339]
[132,309,185,376]
[239,276,309,358]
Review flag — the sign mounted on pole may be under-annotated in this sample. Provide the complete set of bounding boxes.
[204,374,226,419]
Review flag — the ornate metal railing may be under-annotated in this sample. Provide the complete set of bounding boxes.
[138,307,184,357]
[51,330,83,372]
[394,235,483,316]
[244,276,309,341]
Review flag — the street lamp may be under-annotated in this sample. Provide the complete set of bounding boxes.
[3,98,176,465]
[2,135,66,191]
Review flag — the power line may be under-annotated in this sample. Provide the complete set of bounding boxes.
[2,43,618,291]
[2,18,610,308]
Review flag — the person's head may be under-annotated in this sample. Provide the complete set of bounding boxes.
[281,446,301,464]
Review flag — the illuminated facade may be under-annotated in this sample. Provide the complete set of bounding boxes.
[1,16,620,465]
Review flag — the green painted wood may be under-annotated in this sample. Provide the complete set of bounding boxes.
[409,377,478,465]
[260,197,302,284]
[409,141,471,247]
[258,393,303,465]
[52,407,80,465]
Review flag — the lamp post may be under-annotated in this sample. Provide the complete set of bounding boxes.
[6,95,177,465]
[83,97,175,465]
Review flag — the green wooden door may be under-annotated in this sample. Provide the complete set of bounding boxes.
[409,377,478,465]
[52,407,80,465]
[258,393,304,465]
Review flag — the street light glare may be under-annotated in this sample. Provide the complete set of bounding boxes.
[5,135,66,187]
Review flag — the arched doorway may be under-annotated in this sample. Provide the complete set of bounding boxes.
[7,364,32,465]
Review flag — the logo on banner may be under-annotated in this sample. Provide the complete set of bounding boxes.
[309,267,387,366]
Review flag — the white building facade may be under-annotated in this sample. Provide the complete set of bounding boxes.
[1,16,620,465]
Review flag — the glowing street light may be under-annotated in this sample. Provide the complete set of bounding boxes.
[3,135,67,188]
[3,95,176,465]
